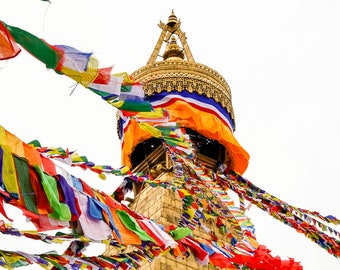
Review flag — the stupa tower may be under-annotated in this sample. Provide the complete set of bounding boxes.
[108,11,251,269]
[120,10,249,176]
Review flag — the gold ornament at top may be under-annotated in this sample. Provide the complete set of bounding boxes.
[131,10,235,127]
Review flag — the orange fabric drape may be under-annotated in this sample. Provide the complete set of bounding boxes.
[121,100,249,174]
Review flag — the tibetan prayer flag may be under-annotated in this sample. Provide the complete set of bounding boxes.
[116,210,156,243]
[200,242,236,269]
[93,66,114,84]
[180,237,209,265]
[113,72,135,85]
[0,21,21,60]
[54,44,92,73]
[169,227,192,240]
[119,85,145,102]
[55,174,80,221]
[4,22,61,69]
[110,100,152,112]
[133,108,169,122]
[34,166,71,221]
[60,56,98,87]
[13,155,38,213]
[138,219,177,249]
[88,75,123,96]
[138,122,162,138]
[109,208,142,245]
[0,197,13,222]
[1,145,19,195]
[74,191,112,241]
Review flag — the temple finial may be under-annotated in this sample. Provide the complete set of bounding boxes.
[146,11,195,65]
[167,10,178,27]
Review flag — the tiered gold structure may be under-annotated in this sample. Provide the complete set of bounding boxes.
[106,11,244,269]
[132,10,235,125]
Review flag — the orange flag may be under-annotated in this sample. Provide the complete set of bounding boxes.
[0,21,21,60]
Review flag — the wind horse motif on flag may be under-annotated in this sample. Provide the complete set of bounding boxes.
[0,20,339,269]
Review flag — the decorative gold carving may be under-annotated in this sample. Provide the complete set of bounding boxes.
[133,11,235,125]
[132,59,235,123]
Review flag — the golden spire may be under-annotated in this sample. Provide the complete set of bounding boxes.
[132,11,235,124]
[146,10,194,64]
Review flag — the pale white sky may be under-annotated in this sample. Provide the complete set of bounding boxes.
[1,0,340,269]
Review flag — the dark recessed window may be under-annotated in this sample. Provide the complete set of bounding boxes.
[130,137,163,169]
[185,128,225,163]
[130,129,226,170]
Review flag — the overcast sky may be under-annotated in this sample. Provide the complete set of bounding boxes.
[1,0,340,269]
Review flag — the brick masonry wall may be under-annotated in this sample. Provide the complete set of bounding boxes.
[126,172,229,270]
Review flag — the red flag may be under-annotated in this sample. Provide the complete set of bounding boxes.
[0,197,13,222]
[0,220,6,231]
[0,21,21,60]
[92,66,113,84]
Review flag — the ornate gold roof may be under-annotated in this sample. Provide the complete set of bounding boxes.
[131,10,235,127]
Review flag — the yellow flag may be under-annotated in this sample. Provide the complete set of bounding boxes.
[186,206,196,219]
[1,145,19,194]
[0,126,7,145]
[135,108,165,119]
[138,122,162,138]
[113,72,133,84]
[70,152,84,162]
[62,56,99,87]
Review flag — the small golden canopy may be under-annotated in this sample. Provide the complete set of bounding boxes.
[163,36,184,60]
